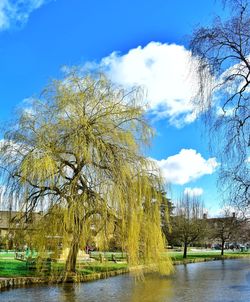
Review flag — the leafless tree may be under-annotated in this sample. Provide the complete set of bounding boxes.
[207,210,246,255]
[171,194,207,258]
[190,0,250,209]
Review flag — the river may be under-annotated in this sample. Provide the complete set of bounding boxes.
[1,259,250,301]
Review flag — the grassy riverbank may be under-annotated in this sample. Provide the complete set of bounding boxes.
[0,252,128,278]
[169,250,250,262]
[0,250,249,278]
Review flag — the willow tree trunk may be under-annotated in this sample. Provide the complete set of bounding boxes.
[65,201,83,276]
[183,242,188,258]
[65,234,80,274]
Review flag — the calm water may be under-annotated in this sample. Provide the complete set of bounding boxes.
[1,259,250,302]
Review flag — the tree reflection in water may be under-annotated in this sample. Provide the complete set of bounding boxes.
[129,274,174,302]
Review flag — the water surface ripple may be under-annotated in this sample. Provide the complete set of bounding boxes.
[1,259,250,302]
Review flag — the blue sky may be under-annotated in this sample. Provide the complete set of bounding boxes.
[0,0,228,215]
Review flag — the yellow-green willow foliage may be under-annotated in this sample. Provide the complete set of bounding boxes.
[0,71,172,276]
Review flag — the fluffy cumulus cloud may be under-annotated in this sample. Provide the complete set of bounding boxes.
[0,0,50,30]
[184,187,204,197]
[151,149,219,185]
[87,42,202,127]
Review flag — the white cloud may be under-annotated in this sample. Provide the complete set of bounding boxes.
[0,138,30,158]
[184,187,204,197]
[0,0,51,30]
[216,106,234,117]
[85,42,203,127]
[151,149,219,185]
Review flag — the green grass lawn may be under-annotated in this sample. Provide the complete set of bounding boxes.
[0,250,249,278]
[168,250,250,261]
[0,257,36,277]
[0,258,128,278]
[77,262,128,275]
[0,251,128,278]
[0,251,16,259]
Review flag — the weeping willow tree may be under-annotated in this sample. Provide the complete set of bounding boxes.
[0,72,172,277]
